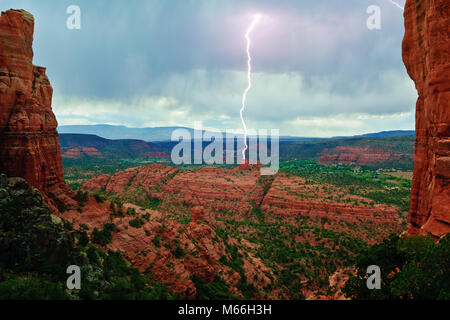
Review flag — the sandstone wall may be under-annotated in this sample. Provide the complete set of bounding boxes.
[402,0,450,237]
[0,9,75,211]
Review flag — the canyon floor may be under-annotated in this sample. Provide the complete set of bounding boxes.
[60,159,410,299]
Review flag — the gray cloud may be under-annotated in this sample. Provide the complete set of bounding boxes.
[1,0,414,136]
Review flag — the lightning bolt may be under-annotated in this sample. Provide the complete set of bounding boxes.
[240,14,261,161]
[388,0,404,10]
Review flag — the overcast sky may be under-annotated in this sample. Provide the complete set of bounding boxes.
[1,0,415,137]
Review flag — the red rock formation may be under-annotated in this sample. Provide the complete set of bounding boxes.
[144,152,170,158]
[80,162,407,297]
[191,206,207,223]
[162,165,268,216]
[0,9,75,211]
[318,146,412,166]
[82,163,269,217]
[61,147,102,159]
[260,174,406,243]
[82,163,180,194]
[83,163,406,244]
[402,0,450,237]
[59,199,236,299]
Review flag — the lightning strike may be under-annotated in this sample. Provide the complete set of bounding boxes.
[388,0,404,10]
[240,14,261,161]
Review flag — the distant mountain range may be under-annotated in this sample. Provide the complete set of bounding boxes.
[59,129,415,169]
[58,125,193,142]
[333,130,416,139]
[58,124,414,142]
[59,133,171,159]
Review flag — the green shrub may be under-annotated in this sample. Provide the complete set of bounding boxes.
[0,277,69,300]
[75,190,89,206]
[92,223,117,246]
[172,246,186,258]
[78,231,89,247]
[129,218,143,228]
[152,236,161,248]
[191,275,237,300]
[93,193,106,203]
[343,235,450,300]
[127,207,136,216]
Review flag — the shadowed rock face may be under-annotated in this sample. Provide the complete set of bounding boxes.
[402,1,450,237]
[0,173,74,270]
[0,9,75,211]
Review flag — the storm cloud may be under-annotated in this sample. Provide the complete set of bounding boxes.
[1,0,414,136]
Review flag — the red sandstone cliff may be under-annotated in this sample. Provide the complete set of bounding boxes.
[0,9,75,211]
[402,0,450,237]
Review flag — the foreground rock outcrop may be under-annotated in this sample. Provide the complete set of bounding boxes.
[402,0,450,237]
[0,173,74,270]
[0,9,75,211]
[0,172,175,300]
